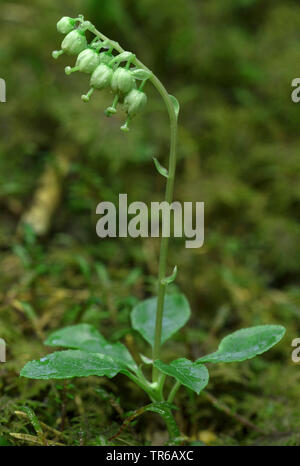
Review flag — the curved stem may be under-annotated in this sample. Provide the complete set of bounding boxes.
[167,381,181,403]
[87,23,178,383]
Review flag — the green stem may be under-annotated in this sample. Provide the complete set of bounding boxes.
[139,78,148,91]
[163,408,181,444]
[157,373,166,400]
[125,371,161,402]
[152,97,177,382]
[167,381,181,403]
[87,23,178,384]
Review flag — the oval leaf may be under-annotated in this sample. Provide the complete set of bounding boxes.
[20,350,122,380]
[45,324,137,372]
[197,325,286,364]
[45,323,106,350]
[131,294,191,347]
[154,358,209,394]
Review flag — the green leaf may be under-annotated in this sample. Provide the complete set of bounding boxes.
[20,407,43,435]
[20,350,122,380]
[131,294,191,347]
[45,323,106,350]
[169,94,180,119]
[154,358,209,394]
[131,69,152,80]
[153,157,169,178]
[45,324,137,372]
[197,325,286,364]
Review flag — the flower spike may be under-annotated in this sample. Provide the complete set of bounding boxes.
[52,15,150,131]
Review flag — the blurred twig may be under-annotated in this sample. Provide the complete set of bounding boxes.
[202,390,266,434]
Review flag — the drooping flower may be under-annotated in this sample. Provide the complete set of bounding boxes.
[111,68,136,95]
[56,17,76,35]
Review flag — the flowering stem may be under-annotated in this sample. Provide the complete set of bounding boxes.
[86,22,178,384]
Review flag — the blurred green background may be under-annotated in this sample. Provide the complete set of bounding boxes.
[0,0,300,446]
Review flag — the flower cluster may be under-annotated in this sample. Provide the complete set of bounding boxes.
[52,15,150,131]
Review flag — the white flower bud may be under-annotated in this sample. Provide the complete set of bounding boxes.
[57,17,75,34]
[75,48,100,73]
[123,89,147,117]
[111,68,136,95]
[90,64,113,90]
[61,30,88,56]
